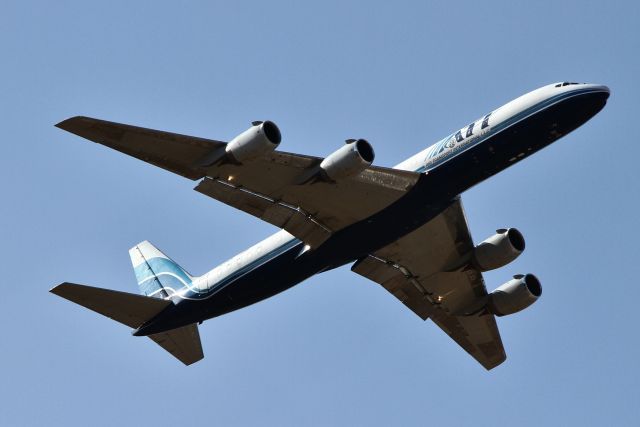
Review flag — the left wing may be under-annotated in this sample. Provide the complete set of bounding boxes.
[57,116,420,248]
[352,198,506,370]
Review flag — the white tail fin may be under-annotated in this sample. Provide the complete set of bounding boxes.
[129,241,194,299]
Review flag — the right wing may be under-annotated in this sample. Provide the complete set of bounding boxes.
[57,116,420,248]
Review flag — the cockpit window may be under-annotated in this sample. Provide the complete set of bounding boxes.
[555,82,580,87]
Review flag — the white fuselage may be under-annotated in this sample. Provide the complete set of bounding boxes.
[396,82,608,172]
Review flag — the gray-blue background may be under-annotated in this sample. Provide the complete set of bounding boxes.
[2,1,637,425]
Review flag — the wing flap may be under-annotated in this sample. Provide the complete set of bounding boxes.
[352,255,437,320]
[203,157,420,232]
[195,177,332,247]
[149,323,204,366]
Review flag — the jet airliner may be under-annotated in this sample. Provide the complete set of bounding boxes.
[51,82,609,369]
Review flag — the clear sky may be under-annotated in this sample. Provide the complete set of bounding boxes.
[2,1,638,426]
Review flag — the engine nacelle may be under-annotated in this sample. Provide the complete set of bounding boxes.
[319,139,375,181]
[225,120,281,163]
[488,274,542,316]
[472,228,525,272]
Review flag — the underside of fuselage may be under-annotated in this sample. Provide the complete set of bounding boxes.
[134,87,609,336]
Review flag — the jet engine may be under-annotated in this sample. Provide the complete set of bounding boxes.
[472,228,525,272]
[225,120,281,163]
[319,139,375,180]
[488,274,542,316]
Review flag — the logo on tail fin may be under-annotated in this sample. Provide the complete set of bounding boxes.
[129,241,194,300]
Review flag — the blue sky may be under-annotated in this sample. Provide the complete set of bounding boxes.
[2,1,638,425]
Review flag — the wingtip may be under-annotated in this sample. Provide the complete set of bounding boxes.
[183,355,205,366]
[49,282,70,295]
[55,116,90,131]
[483,354,507,371]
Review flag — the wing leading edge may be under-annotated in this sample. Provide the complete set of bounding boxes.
[352,198,506,370]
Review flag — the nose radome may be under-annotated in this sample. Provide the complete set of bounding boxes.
[586,83,610,96]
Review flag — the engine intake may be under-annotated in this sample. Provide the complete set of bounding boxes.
[319,139,375,181]
[225,120,281,163]
[472,228,525,272]
[488,274,542,316]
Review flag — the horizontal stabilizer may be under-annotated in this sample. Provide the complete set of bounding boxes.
[149,323,204,366]
[50,282,171,329]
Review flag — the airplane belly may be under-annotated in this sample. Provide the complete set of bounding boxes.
[205,243,313,313]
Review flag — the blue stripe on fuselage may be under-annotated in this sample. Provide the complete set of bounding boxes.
[134,257,192,285]
[414,87,604,174]
[175,237,302,301]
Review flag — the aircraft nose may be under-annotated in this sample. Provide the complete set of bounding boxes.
[588,83,610,97]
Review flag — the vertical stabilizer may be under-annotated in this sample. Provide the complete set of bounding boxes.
[129,241,194,299]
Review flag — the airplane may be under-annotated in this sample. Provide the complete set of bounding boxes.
[51,82,609,369]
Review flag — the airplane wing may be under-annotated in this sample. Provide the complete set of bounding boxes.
[351,198,506,370]
[57,116,420,248]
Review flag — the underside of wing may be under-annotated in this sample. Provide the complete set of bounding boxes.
[57,116,421,248]
[56,116,223,180]
[195,163,418,247]
[352,198,507,370]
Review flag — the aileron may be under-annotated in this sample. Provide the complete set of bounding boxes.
[195,177,332,247]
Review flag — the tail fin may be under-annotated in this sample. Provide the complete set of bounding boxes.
[129,241,194,299]
[51,282,204,365]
